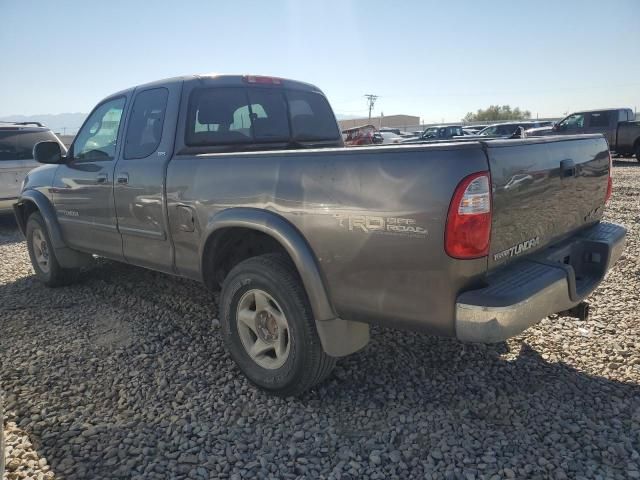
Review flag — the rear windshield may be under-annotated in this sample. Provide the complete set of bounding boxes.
[186,87,340,147]
[0,130,60,161]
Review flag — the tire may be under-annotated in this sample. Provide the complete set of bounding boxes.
[26,212,79,287]
[220,253,336,396]
[635,143,640,162]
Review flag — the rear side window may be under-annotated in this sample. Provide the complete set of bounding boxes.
[124,88,169,159]
[186,87,339,147]
[0,130,59,161]
[497,125,515,135]
[588,111,611,128]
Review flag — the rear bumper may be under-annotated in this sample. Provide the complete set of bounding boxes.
[455,222,626,343]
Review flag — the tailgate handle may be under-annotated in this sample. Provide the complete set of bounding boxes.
[560,159,576,178]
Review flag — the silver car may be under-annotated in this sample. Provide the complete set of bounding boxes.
[0,122,66,213]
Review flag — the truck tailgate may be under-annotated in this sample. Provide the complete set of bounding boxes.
[485,134,610,270]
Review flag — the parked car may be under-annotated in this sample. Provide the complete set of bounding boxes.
[476,121,553,137]
[402,124,465,143]
[380,128,416,139]
[343,124,376,146]
[0,122,66,213]
[528,108,640,159]
[378,131,404,144]
[14,74,625,396]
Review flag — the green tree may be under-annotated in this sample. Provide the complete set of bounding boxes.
[463,105,531,123]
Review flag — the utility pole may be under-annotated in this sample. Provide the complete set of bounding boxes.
[365,94,378,121]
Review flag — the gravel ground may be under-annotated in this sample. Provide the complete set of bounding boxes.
[1,159,639,480]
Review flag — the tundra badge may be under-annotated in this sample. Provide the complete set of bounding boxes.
[493,236,540,260]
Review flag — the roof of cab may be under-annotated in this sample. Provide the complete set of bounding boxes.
[132,74,323,93]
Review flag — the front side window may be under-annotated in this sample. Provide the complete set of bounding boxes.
[124,88,169,159]
[73,97,126,161]
[558,113,585,130]
[186,87,339,147]
[422,127,438,138]
[479,126,498,136]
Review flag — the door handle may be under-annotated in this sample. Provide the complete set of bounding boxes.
[117,173,129,185]
[96,173,108,183]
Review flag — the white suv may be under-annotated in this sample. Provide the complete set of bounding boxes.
[0,122,66,213]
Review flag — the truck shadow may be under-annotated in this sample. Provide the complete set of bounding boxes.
[1,258,639,478]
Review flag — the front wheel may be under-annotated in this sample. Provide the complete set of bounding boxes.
[26,212,79,287]
[220,254,335,396]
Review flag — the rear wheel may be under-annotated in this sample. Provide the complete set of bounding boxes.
[635,143,640,162]
[26,212,79,287]
[220,253,335,396]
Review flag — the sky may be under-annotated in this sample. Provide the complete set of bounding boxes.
[1,0,639,125]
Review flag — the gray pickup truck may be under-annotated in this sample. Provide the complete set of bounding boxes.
[14,74,626,395]
[529,108,640,159]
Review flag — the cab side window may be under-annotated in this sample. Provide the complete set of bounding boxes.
[73,97,126,161]
[559,113,585,130]
[588,111,610,128]
[124,88,169,159]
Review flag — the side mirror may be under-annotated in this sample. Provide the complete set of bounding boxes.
[33,141,64,164]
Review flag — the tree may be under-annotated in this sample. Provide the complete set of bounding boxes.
[463,105,531,123]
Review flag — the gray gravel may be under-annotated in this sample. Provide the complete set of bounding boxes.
[1,159,640,480]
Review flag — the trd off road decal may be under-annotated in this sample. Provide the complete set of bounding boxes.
[334,214,427,238]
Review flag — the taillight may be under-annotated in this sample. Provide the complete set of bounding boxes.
[445,171,492,259]
[243,75,282,85]
[605,151,613,203]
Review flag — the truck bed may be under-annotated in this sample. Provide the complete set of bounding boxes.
[166,134,611,336]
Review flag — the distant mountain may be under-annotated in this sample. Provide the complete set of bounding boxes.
[0,113,87,134]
